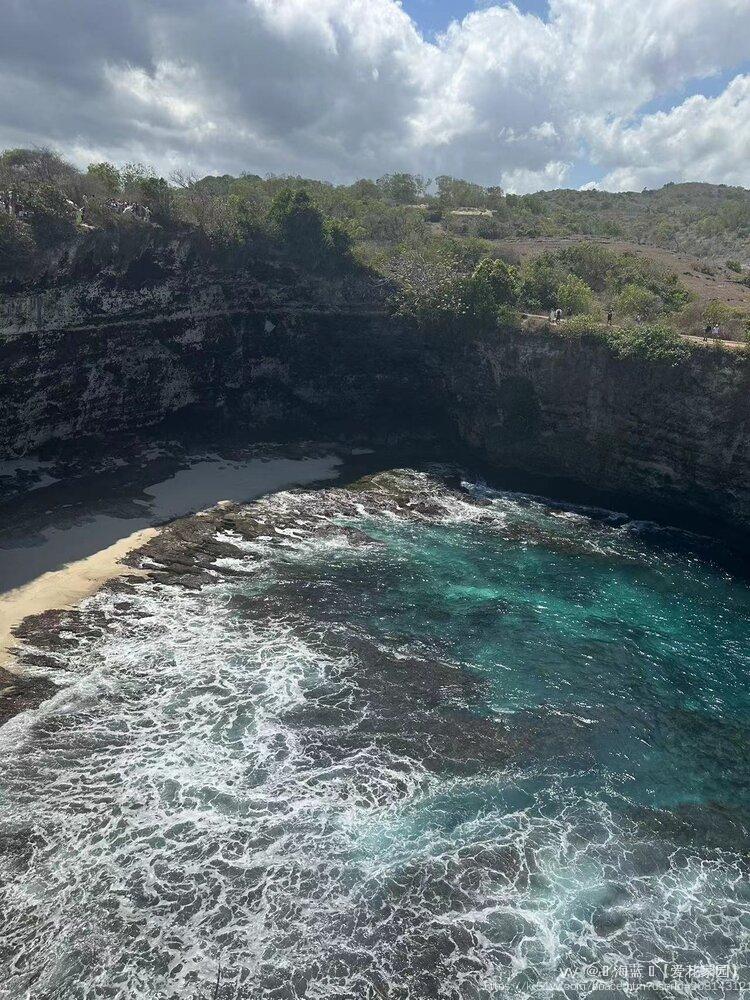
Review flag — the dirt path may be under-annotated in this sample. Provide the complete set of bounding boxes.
[680,333,746,349]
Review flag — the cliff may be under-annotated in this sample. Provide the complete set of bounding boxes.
[0,261,439,453]
[1,261,749,543]
[441,327,750,541]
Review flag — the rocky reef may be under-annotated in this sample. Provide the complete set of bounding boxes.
[1,252,749,541]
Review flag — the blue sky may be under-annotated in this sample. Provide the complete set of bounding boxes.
[2,0,749,192]
[402,1,749,109]
[402,0,549,36]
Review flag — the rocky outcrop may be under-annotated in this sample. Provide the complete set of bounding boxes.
[441,327,750,540]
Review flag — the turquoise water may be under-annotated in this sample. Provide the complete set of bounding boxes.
[0,469,748,998]
[346,508,750,811]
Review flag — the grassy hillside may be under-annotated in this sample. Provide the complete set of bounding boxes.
[494,184,750,264]
[1,148,748,348]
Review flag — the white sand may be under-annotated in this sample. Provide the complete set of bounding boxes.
[0,452,343,670]
[0,526,157,669]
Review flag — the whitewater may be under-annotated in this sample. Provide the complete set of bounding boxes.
[0,467,748,999]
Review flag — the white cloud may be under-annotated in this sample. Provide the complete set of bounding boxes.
[585,74,750,190]
[1,0,749,190]
[502,160,572,194]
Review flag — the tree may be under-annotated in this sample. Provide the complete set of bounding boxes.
[435,176,490,210]
[269,188,326,256]
[557,274,596,315]
[121,161,155,195]
[520,254,569,310]
[558,242,617,292]
[376,173,428,205]
[0,147,76,189]
[472,258,520,306]
[616,283,662,320]
[349,179,381,201]
[86,162,121,197]
[268,188,352,268]
[138,176,171,220]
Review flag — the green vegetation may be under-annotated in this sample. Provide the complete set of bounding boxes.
[267,188,352,270]
[1,148,748,357]
[559,318,693,362]
[557,274,597,316]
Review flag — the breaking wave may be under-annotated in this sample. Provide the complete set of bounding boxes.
[1,469,749,999]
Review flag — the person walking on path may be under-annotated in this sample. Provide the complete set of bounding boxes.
[607,310,613,326]
[704,323,711,342]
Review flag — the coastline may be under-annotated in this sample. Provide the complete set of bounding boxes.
[0,525,158,670]
[0,448,349,673]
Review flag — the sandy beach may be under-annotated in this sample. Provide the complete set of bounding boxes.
[0,447,346,673]
[0,526,158,668]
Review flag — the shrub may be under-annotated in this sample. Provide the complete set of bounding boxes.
[726,259,743,274]
[26,184,78,243]
[557,242,618,292]
[391,244,521,332]
[557,274,596,315]
[0,213,34,277]
[603,323,689,362]
[552,314,601,338]
[520,253,569,310]
[703,300,733,326]
[268,188,354,270]
[269,188,328,260]
[138,176,172,221]
[616,283,662,320]
[552,315,690,361]
[0,147,77,191]
[86,162,122,197]
[322,218,353,259]
[472,257,520,306]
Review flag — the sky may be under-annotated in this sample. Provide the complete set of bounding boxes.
[1,0,750,193]
[401,0,551,36]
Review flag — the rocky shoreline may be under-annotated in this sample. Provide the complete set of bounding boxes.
[2,465,748,998]
[2,462,744,731]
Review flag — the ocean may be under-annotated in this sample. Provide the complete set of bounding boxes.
[1,465,748,999]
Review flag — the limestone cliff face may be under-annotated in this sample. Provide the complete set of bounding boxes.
[440,327,750,538]
[0,266,437,453]
[1,268,749,539]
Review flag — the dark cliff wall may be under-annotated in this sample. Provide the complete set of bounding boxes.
[0,274,439,454]
[440,327,750,538]
[1,274,749,539]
